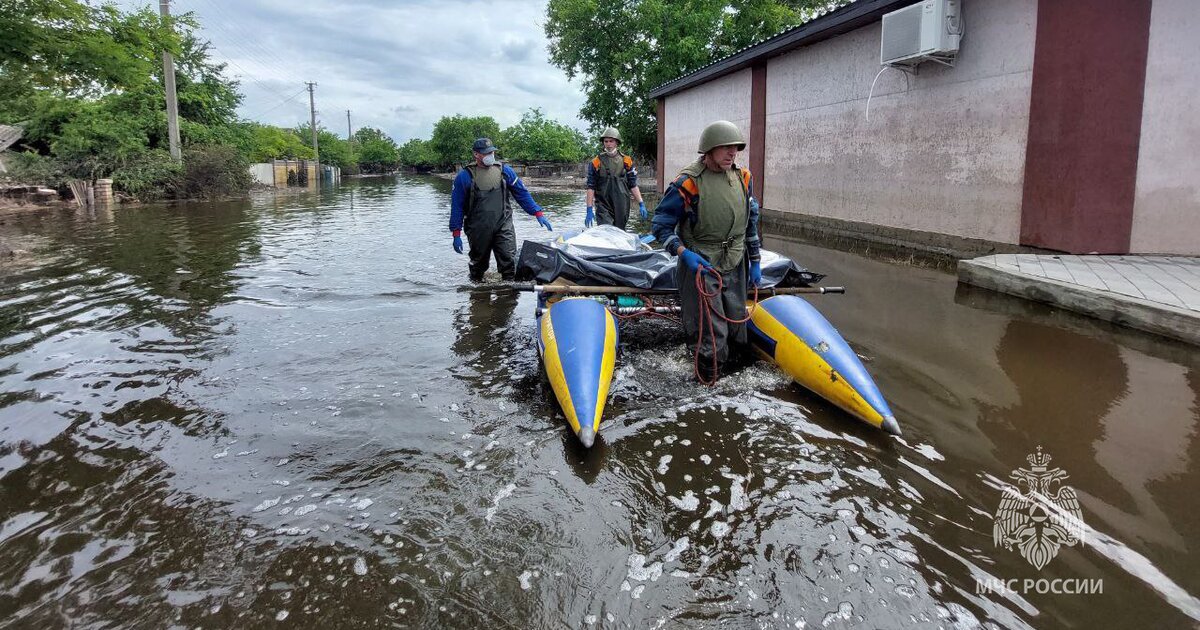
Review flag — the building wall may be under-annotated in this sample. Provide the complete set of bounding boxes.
[249,163,275,186]
[763,0,1037,245]
[662,69,752,186]
[1131,0,1200,255]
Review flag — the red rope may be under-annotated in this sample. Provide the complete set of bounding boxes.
[693,267,758,386]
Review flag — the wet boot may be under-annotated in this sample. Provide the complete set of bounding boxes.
[696,358,719,385]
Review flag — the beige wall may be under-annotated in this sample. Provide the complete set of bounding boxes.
[663,69,752,186]
[763,0,1037,244]
[1130,0,1200,255]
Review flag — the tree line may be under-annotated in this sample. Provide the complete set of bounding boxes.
[397,109,589,170]
[0,2,590,201]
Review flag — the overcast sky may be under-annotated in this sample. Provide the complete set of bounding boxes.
[121,0,587,143]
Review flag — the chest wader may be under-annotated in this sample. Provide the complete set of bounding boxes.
[675,161,751,372]
[594,153,632,230]
[464,164,517,281]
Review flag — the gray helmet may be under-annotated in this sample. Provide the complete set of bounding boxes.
[599,126,621,143]
[697,120,746,153]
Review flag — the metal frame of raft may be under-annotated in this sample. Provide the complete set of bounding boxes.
[520,282,901,447]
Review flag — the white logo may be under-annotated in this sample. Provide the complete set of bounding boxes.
[993,446,1085,570]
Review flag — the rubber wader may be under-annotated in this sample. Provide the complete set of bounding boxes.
[594,153,632,230]
[464,164,517,281]
[676,160,751,366]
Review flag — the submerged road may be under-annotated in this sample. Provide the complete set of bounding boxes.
[0,174,1198,628]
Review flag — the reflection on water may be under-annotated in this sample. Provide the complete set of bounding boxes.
[0,177,1196,628]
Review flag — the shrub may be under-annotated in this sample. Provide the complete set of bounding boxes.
[0,152,64,188]
[179,145,251,199]
[110,149,182,201]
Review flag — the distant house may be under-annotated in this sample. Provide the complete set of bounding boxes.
[650,0,1197,256]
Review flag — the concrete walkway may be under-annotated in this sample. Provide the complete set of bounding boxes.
[957,254,1200,345]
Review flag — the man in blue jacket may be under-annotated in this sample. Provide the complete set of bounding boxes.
[449,138,552,282]
[651,121,761,384]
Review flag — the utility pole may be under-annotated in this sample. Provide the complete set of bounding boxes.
[346,110,353,140]
[306,82,319,189]
[159,0,181,161]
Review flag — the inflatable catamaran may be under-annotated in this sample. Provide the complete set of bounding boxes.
[515,227,900,447]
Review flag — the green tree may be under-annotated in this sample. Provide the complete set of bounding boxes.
[545,0,842,156]
[499,108,588,163]
[227,122,313,162]
[295,123,356,170]
[397,138,436,169]
[429,115,501,168]
[353,127,399,173]
[0,1,258,198]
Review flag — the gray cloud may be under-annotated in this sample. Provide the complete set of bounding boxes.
[119,0,586,142]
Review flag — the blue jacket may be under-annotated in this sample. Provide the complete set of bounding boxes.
[651,166,761,261]
[449,164,543,233]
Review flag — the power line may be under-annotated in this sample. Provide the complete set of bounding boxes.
[245,87,308,121]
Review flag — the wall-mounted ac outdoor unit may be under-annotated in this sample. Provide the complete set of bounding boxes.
[881,0,961,67]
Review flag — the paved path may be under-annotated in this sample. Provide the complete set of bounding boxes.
[958,254,1200,345]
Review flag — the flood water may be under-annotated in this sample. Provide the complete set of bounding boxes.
[1,174,1198,629]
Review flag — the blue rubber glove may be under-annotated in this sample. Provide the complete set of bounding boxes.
[679,248,714,276]
[452,234,463,254]
[536,213,553,231]
[638,201,648,220]
[749,260,762,287]
[585,206,594,228]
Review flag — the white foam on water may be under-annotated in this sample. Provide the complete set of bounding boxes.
[700,454,712,465]
[585,615,597,625]
[627,554,663,582]
[275,610,289,621]
[353,557,367,576]
[704,501,724,518]
[821,602,853,627]
[252,497,281,513]
[279,507,292,516]
[667,491,699,511]
[710,522,731,539]
[656,455,672,475]
[724,473,749,512]
[294,504,317,517]
[631,584,645,599]
[485,483,517,523]
[350,498,373,511]
[212,449,228,459]
[273,480,290,486]
[242,528,258,538]
[663,538,689,562]
[518,570,534,590]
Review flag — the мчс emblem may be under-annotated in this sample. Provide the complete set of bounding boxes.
[993,446,1085,570]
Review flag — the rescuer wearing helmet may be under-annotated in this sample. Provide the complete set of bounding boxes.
[650,120,762,383]
[584,126,646,230]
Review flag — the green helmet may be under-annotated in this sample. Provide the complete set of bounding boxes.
[599,126,621,143]
[697,120,746,153]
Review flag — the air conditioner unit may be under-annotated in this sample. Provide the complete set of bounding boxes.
[881,0,961,67]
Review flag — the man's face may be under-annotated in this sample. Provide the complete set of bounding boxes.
[602,137,619,151]
[707,144,739,171]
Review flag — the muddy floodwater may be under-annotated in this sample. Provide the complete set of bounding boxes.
[1,175,1198,629]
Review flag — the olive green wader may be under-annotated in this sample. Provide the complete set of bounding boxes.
[676,160,751,370]
[463,164,518,281]
[594,153,632,230]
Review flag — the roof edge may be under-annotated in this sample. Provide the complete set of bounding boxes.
[648,0,911,100]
